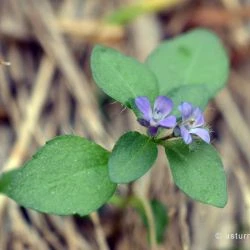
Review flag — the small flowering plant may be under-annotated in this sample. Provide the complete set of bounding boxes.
[0,29,229,217]
[136,97,210,143]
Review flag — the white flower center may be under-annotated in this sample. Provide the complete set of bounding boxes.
[182,117,196,129]
[153,109,164,122]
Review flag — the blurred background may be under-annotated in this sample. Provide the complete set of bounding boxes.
[0,0,250,249]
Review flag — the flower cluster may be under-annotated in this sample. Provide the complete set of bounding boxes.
[135,96,210,144]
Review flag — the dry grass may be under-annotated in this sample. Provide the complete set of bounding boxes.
[0,0,250,249]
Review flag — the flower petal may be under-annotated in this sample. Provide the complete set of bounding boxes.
[158,115,177,128]
[180,126,192,144]
[178,102,193,121]
[153,96,173,117]
[135,96,152,121]
[147,126,158,137]
[137,118,150,128]
[190,128,210,143]
[192,107,205,127]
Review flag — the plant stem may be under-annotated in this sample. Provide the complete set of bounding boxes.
[140,197,157,250]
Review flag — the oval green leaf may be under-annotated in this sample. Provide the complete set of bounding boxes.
[108,131,158,183]
[91,45,159,106]
[146,29,229,99]
[0,135,117,216]
[164,140,227,207]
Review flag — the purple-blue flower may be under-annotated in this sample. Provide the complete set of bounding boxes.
[178,102,210,144]
[135,96,176,137]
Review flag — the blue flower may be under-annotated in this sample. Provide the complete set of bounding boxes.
[178,102,210,144]
[135,96,176,137]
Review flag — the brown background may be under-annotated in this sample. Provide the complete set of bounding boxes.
[0,0,250,249]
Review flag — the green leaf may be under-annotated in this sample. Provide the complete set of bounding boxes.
[0,135,116,216]
[164,140,227,207]
[91,45,159,106]
[108,131,158,183]
[146,29,229,99]
[105,5,144,25]
[151,200,168,243]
